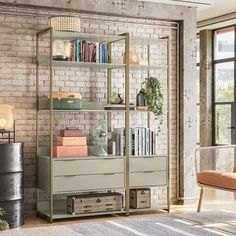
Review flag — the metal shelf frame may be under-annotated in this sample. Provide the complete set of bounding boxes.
[36,27,171,222]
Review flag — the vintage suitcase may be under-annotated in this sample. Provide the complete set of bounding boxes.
[60,128,83,137]
[53,145,88,157]
[130,188,150,209]
[58,136,87,146]
[67,192,123,214]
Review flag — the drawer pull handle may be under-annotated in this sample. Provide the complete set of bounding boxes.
[104,173,116,175]
[64,175,77,177]
[143,171,155,173]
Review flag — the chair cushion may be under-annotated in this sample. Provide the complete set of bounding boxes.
[197,171,236,190]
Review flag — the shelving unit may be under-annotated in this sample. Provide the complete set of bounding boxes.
[36,27,170,222]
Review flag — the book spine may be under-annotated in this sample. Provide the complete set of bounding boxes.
[99,43,103,63]
[120,128,124,156]
[142,128,146,155]
[96,42,99,63]
[76,39,80,62]
[115,133,120,156]
[153,131,157,155]
[112,140,116,156]
[129,128,132,156]
[104,43,107,63]
[131,128,135,156]
[150,130,153,155]
[138,128,142,156]
[134,128,138,156]
[146,128,150,156]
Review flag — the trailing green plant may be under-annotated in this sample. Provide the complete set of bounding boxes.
[0,208,9,230]
[143,76,164,134]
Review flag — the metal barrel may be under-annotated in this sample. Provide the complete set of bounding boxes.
[0,143,24,228]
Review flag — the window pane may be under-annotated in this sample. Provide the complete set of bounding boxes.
[215,62,234,102]
[214,27,234,60]
[215,105,232,145]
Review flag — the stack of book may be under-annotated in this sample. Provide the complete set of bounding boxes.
[53,128,88,158]
[112,128,157,156]
[69,40,109,63]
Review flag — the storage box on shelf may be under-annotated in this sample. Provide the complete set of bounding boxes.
[36,28,170,222]
[130,189,150,209]
[67,192,123,215]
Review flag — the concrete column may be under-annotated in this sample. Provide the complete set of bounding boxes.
[199,30,214,170]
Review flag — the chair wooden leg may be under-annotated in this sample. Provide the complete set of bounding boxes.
[197,187,204,212]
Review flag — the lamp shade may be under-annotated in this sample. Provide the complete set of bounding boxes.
[0,105,14,131]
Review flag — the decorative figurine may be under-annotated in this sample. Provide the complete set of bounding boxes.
[92,121,112,156]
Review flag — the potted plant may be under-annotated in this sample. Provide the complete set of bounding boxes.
[0,208,9,230]
[142,76,164,134]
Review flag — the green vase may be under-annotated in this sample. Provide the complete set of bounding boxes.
[97,144,108,156]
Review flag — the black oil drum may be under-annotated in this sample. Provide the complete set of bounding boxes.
[0,143,24,228]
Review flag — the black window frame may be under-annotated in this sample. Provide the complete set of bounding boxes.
[212,25,236,146]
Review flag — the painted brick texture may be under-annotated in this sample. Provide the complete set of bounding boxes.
[0,8,177,213]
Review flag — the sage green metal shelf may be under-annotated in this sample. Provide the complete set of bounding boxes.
[36,27,171,222]
[37,55,167,70]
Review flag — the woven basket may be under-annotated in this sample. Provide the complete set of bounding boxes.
[50,16,81,32]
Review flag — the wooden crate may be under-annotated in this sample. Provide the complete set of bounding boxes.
[130,188,150,209]
[67,192,123,214]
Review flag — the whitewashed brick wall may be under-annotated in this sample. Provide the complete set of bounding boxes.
[0,8,177,213]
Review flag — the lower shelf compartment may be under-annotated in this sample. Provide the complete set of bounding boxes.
[37,199,126,220]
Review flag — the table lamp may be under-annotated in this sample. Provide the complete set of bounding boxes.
[0,105,14,132]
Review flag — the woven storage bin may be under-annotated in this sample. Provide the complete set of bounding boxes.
[50,16,81,32]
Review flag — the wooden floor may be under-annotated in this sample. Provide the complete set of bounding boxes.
[23,188,236,228]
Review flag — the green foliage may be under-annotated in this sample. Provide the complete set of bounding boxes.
[0,208,9,230]
[143,76,164,134]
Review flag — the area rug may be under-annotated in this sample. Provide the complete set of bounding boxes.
[1,211,236,236]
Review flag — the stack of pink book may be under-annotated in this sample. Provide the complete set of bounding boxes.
[53,129,88,158]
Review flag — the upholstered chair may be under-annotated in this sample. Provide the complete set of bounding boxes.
[195,145,236,212]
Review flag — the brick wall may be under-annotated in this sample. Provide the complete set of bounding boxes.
[0,6,177,213]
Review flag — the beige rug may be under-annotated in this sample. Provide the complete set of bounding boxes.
[1,210,236,236]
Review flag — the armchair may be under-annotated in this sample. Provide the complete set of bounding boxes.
[195,145,236,212]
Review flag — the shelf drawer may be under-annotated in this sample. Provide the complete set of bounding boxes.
[54,158,124,176]
[130,171,167,187]
[130,157,167,172]
[54,173,124,193]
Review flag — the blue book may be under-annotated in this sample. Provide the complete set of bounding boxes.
[76,39,80,62]
[102,44,106,63]
[99,43,103,63]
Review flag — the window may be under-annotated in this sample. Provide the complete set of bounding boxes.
[213,26,235,145]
